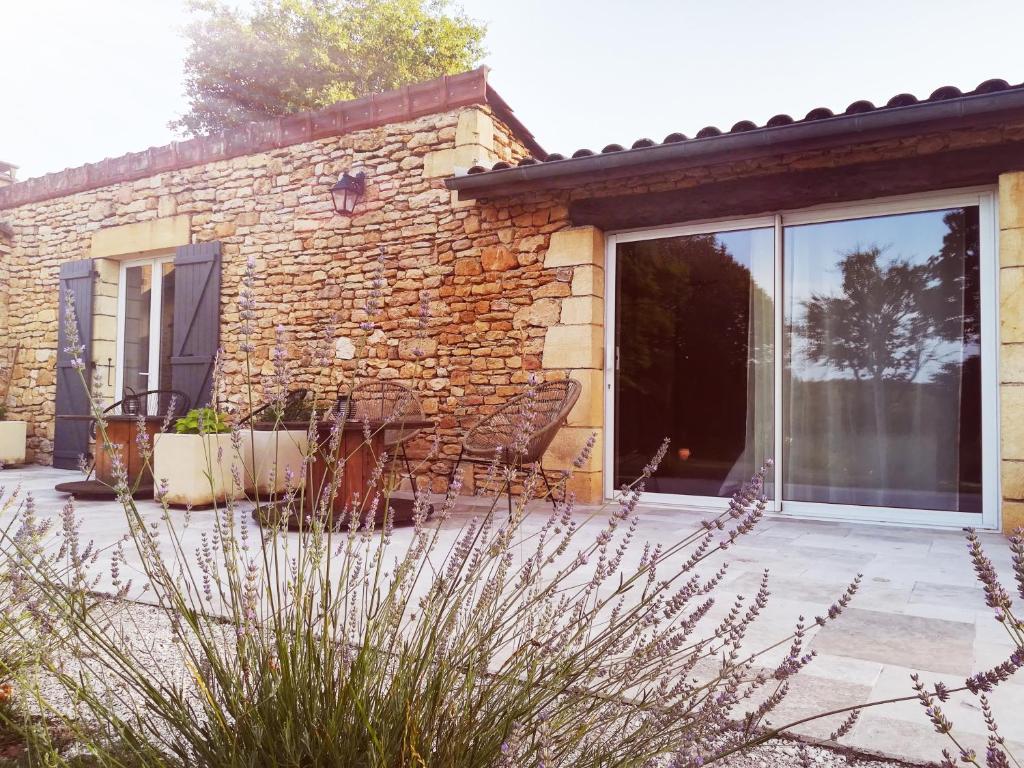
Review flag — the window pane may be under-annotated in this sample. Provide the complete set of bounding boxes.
[158,262,176,394]
[783,207,982,512]
[122,264,152,399]
[615,229,774,497]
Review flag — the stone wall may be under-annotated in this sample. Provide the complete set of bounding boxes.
[6,96,1024,521]
[0,229,11,392]
[999,171,1024,532]
[0,104,606,499]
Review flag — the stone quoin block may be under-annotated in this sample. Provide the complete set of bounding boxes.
[541,325,603,370]
[543,226,604,269]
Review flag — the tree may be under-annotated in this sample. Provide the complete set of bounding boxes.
[796,208,980,385]
[172,0,487,136]
[790,210,982,500]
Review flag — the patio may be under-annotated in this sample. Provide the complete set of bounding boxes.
[2,463,1021,765]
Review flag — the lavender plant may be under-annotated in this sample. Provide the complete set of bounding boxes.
[910,528,1024,768]
[0,479,115,763]
[0,262,885,767]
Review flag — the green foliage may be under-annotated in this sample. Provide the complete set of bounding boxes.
[174,407,232,434]
[172,0,487,136]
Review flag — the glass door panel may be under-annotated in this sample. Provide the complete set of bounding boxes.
[121,263,153,399]
[118,258,175,415]
[782,207,982,513]
[157,262,176,394]
[614,228,774,499]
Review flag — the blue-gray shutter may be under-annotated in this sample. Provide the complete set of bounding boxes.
[53,260,95,469]
[171,242,221,408]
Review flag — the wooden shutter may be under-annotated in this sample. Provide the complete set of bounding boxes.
[53,260,95,469]
[171,242,221,409]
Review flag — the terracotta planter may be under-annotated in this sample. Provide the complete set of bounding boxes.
[247,428,309,497]
[0,421,27,466]
[153,432,251,507]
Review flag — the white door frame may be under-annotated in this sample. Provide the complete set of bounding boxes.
[603,186,1001,529]
[114,254,175,411]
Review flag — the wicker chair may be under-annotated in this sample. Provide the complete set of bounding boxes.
[238,388,310,425]
[348,380,426,500]
[449,378,581,512]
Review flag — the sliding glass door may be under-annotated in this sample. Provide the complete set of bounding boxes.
[607,190,997,527]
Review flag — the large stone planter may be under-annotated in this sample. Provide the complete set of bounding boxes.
[0,421,27,466]
[153,432,251,507]
[247,428,309,497]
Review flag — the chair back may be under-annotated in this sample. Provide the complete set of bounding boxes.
[349,380,425,448]
[463,379,582,464]
[239,388,310,425]
[114,389,191,424]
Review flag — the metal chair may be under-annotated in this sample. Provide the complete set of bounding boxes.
[83,387,190,476]
[448,378,582,513]
[349,381,426,501]
[116,388,191,421]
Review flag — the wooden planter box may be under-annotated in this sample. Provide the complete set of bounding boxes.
[247,428,309,497]
[153,432,251,507]
[0,421,27,466]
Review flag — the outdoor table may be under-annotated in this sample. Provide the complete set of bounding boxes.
[54,414,163,499]
[253,416,434,529]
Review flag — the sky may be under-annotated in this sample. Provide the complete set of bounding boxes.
[2,0,1023,180]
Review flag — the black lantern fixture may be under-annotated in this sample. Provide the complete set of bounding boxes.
[330,170,366,216]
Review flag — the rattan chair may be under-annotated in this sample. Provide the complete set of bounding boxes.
[449,378,581,512]
[238,388,310,425]
[348,380,426,500]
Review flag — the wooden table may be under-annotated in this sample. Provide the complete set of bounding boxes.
[253,417,434,528]
[54,414,163,499]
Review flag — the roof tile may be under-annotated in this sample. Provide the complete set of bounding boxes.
[465,77,1024,178]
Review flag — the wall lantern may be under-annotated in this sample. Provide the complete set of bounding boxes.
[330,170,366,216]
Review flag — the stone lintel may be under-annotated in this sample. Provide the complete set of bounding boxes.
[90,215,191,258]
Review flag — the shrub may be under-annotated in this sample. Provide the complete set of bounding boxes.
[911,528,1024,767]
[173,407,232,435]
[4,263,874,767]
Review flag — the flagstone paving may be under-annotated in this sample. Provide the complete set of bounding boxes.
[2,464,1021,765]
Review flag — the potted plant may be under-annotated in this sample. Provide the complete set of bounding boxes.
[153,407,250,507]
[0,404,27,467]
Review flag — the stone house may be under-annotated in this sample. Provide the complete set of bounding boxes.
[1,67,1024,533]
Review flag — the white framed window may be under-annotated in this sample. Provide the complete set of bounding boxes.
[604,187,999,529]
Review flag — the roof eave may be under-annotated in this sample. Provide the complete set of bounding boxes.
[446,88,1024,199]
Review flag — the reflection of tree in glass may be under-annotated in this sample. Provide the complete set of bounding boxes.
[788,209,982,508]
[616,234,772,488]
[795,209,979,384]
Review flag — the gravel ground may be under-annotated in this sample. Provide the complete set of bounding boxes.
[23,600,921,768]
[722,741,918,768]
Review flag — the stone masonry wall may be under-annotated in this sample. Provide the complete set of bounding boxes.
[0,104,609,499]
[0,233,11,387]
[999,171,1024,532]
[7,104,1024,516]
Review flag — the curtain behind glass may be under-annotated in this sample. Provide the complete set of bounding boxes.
[783,207,982,512]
